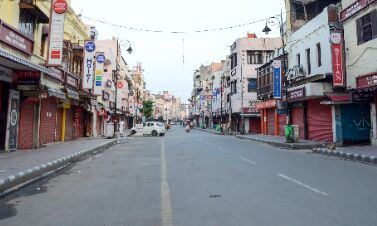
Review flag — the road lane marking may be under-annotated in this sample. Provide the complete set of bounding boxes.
[238,156,257,165]
[161,140,173,226]
[216,146,227,153]
[199,139,214,147]
[277,173,329,196]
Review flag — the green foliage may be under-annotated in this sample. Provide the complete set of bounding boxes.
[142,101,154,119]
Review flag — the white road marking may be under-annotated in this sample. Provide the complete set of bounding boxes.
[161,140,173,226]
[216,146,227,153]
[238,156,257,165]
[277,173,329,196]
[199,139,214,147]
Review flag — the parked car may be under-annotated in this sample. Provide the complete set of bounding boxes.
[131,122,166,136]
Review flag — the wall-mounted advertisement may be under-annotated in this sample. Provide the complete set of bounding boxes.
[273,60,282,99]
[47,0,68,66]
[82,41,96,89]
[93,52,105,95]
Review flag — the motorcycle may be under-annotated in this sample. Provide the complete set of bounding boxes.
[185,125,191,133]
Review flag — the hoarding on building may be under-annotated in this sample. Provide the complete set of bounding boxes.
[273,60,282,99]
[82,41,96,89]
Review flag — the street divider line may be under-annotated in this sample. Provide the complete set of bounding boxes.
[277,173,328,196]
[238,156,257,165]
[161,140,173,226]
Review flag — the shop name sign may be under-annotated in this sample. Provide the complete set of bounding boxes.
[82,41,96,89]
[357,73,377,89]
[288,88,305,100]
[66,73,79,88]
[273,60,282,99]
[331,31,345,87]
[47,67,64,81]
[14,71,41,85]
[340,0,368,21]
[255,100,277,110]
[0,20,33,55]
[47,0,68,66]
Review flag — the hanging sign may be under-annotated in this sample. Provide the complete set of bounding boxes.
[82,41,95,89]
[47,0,68,66]
[5,90,20,151]
[331,31,345,87]
[93,51,104,95]
[273,60,282,99]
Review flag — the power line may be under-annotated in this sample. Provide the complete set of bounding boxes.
[80,13,285,34]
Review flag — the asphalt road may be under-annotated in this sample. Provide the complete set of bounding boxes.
[1,126,377,226]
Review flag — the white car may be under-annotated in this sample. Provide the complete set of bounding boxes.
[131,122,166,136]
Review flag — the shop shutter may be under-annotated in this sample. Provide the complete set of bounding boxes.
[249,117,261,134]
[307,100,333,142]
[291,107,305,139]
[74,107,84,138]
[56,108,62,142]
[39,98,57,145]
[18,101,34,150]
[65,108,74,141]
[267,108,275,135]
[278,114,286,136]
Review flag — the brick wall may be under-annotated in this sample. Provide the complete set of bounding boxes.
[18,101,34,150]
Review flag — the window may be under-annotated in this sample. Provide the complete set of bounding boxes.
[357,10,377,45]
[306,48,311,75]
[231,53,237,70]
[296,54,301,66]
[316,43,322,67]
[247,51,263,64]
[19,9,35,37]
[248,79,257,92]
[147,123,154,127]
[231,80,237,94]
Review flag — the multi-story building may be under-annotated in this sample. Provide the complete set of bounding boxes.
[130,62,145,124]
[227,32,281,133]
[339,0,377,146]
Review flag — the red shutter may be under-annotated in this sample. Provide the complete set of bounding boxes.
[65,108,74,141]
[39,98,57,145]
[248,117,261,134]
[278,114,286,136]
[307,99,333,142]
[267,108,275,135]
[291,107,305,139]
[18,101,34,150]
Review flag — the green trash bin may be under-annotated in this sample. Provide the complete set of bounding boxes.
[284,125,293,143]
[215,124,221,131]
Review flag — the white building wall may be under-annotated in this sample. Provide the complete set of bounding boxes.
[287,7,332,77]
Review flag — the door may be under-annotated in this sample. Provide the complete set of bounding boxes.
[40,98,57,145]
[341,104,371,144]
[18,100,34,149]
[307,100,333,142]
[249,117,261,134]
[65,108,74,141]
[267,108,275,135]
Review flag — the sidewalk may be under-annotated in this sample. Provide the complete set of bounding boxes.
[313,145,377,164]
[0,137,118,193]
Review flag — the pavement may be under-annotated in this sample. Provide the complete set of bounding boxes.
[0,136,124,194]
[1,125,377,226]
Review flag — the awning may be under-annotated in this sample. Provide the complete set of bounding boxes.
[327,94,351,102]
[66,88,79,100]
[0,49,52,73]
[242,113,261,118]
[47,86,66,100]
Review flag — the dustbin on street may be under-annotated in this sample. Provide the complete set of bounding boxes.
[284,125,293,143]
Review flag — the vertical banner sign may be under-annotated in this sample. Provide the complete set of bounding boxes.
[47,0,68,66]
[82,41,96,89]
[93,52,105,95]
[331,31,345,87]
[5,90,20,151]
[273,60,282,99]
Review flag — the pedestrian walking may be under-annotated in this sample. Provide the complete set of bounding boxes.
[119,120,125,137]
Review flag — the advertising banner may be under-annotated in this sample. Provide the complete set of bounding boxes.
[82,41,96,89]
[273,60,282,99]
[47,0,68,66]
[331,31,345,87]
[93,52,105,95]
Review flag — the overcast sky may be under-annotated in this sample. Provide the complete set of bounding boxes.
[71,0,285,102]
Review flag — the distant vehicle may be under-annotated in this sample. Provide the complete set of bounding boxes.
[131,121,166,136]
[170,121,177,125]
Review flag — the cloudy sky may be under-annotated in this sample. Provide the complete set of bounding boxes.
[71,0,285,102]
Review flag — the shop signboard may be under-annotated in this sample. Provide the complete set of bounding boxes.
[14,71,40,85]
[65,73,79,89]
[356,72,377,89]
[93,52,104,95]
[273,60,282,99]
[331,31,345,87]
[47,0,68,66]
[340,0,368,21]
[5,90,20,151]
[82,41,96,89]
[0,65,12,83]
[288,87,305,101]
[0,20,33,55]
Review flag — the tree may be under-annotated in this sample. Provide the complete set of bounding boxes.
[142,101,154,119]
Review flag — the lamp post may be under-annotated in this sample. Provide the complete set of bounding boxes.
[262,11,290,126]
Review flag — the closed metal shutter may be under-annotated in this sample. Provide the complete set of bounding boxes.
[248,117,261,134]
[65,108,74,141]
[39,98,57,145]
[267,108,275,135]
[278,114,286,136]
[307,99,333,142]
[291,107,305,139]
[18,101,34,149]
[56,108,62,142]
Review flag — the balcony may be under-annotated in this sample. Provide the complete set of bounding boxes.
[19,0,49,23]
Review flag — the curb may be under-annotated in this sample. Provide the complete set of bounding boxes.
[0,139,119,194]
[235,135,325,150]
[312,148,377,165]
[193,128,224,135]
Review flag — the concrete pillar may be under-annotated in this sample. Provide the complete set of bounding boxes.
[245,118,250,134]
[32,100,41,149]
[371,103,377,146]
[92,107,97,137]
[331,105,337,143]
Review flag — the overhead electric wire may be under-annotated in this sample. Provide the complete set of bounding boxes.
[80,13,287,34]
